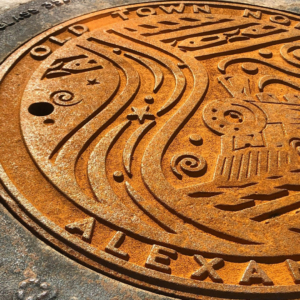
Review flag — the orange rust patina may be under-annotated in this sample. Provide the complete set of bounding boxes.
[3,1,300,299]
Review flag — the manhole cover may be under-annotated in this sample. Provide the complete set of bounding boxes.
[1,1,300,299]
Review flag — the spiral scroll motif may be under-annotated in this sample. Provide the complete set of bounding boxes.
[171,152,207,179]
[280,42,300,68]
[51,90,82,106]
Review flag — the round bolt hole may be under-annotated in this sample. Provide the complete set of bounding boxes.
[44,119,55,125]
[28,102,54,116]
[212,117,217,120]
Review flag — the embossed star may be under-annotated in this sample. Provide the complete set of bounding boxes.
[87,78,100,85]
[127,106,154,124]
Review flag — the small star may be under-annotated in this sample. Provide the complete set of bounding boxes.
[127,106,155,123]
[87,78,100,85]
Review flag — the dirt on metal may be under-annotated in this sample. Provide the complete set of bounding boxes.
[2,1,300,299]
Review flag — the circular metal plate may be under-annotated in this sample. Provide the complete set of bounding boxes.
[2,1,300,299]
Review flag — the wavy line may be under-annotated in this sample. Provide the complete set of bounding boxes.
[125,182,176,233]
[218,56,300,77]
[89,34,186,116]
[123,120,156,176]
[124,53,163,93]
[53,42,140,166]
[259,75,300,91]
[88,121,130,204]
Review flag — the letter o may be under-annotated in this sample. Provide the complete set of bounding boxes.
[136,7,156,17]
[30,45,52,60]
[270,15,290,25]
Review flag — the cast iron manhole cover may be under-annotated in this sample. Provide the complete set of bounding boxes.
[2,1,300,299]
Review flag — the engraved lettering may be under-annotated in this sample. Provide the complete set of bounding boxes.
[243,9,262,19]
[65,217,95,242]
[49,36,72,45]
[270,15,291,25]
[28,9,39,14]
[240,260,273,285]
[30,45,52,60]
[105,231,129,260]
[136,7,157,17]
[52,0,63,6]
[145,245,177,274]
[19,12,31,18]
[193,4,211,14]
[12,15,24,22]
[68,24,89,36]
[111,9,129,20]
[0,22,14,31]
[42,2,54,9]
[191,255,224,283]
[286,259,300,283]
[6,3,300,297]
[159,4,185,14]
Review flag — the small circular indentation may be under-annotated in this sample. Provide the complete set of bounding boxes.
[242,63,258,74]
[144,95,154,103]
[212,117,217,120]
[113,48,121,55]
[43,119,55,125]
[113,171,124,182]
[212,108,217,112]
[28,102,54,117]
[220,124,225,128]
[259,49,273,58]
[189,134,203,146]
[234,127,239,131]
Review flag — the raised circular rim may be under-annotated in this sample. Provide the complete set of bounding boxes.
[1,1,300,299]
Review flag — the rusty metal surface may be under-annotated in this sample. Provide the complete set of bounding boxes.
[3,1,300,300]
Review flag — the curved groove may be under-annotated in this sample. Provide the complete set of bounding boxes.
[54,42,140,166]
[157,64,186,116]
[218,56,300,77]
[281,42,300,68]
[88,121,130,204]
[88,35,186,116]
[49,80,120,160]
[124,53,163,93]
[87,26,269,248]
[129,36,267,246]
[259,75,300,91]
[123,120,156,176]
[125,182,176,234]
